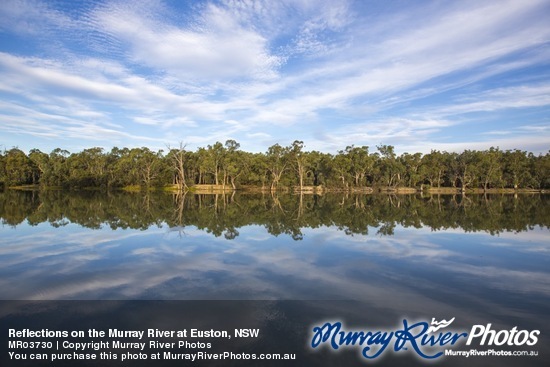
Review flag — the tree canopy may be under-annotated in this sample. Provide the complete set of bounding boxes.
[0,143,548,190]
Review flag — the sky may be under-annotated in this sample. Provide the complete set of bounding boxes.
[0,0,549,155]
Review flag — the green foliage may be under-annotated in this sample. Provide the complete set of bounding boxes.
[3,148,36,186]
[0,144,548,190]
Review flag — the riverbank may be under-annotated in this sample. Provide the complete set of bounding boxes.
[4,183,546,194]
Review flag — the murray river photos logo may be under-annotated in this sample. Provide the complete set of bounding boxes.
[310,317,540,360]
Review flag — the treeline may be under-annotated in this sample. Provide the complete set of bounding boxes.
[0,141,549,190]
[1,190,548,237]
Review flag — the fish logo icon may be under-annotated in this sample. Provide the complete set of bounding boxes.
[427,317,456,333]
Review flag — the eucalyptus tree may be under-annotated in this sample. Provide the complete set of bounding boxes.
[105,147,127,187]
[48,148,70,187]
[344,145,373,187]
[4,148,36,186]
[133,147,165,188]
[246,152,270,188]
[477,147,503,191]
[420,150,446,188]
[266,143,289,191]
[108,147,135,187]
[194,147,209,184]
[529,152,550,189]
[206,142,225,186]
[376,145,403,188]
[502,149,530,189]
[289,140,308,191]
[180,149,197,185]
[28,149,49,185]
[400,152,423,188]
[224,140,247,189]
[1,143,548,191]
[308,150,332,187]
[454,150,479,191]
[66,147,108,187]
[447,152,461,189]
[332,151,351,188]
[167,143,188,190]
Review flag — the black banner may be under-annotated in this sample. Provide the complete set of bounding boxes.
[1,300,547,366]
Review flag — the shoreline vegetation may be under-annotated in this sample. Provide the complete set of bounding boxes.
[6,184,546,194]
[1,140,548,193]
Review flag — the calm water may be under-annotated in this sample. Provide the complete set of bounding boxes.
[1,190,549,366]
[1,190,548,302]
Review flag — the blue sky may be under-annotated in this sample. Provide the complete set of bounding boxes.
[0,0,549,155]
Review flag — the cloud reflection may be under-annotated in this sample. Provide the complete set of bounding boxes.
[0,222,548,323]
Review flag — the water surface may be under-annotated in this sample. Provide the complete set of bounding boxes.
[1,191,548,365]
[1,191,548,302]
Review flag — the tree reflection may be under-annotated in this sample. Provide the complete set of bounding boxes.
[0,190,548,239]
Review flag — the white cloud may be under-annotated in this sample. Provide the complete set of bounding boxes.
[438,85,550,115]
[303,117,455,153]
[90,1,283,82]
[0,0,75,35]
[288,1,548,114]
[0,0,549,153]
